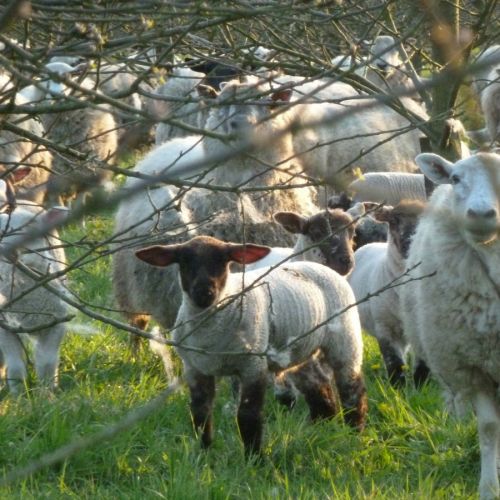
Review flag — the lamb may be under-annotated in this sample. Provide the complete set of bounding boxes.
[348,201,424,386]
[135,235,367,454]
[0,191,69,394]
[401,152,500,499]
[20,62,118,203]
[246,203,365,276]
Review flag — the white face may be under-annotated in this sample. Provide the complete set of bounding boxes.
[449,157,500,244]
[370,36,402,75]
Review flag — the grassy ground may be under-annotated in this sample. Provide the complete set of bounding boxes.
[0,215,480,499]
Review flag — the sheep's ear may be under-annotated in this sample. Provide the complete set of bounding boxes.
[271,88,293,103]
[197,84,218,99]
[135,245,178,267]
[10,167,31,184]
[372,206,394,223]
[226,243,271,265]
[415,153,454,184]
[273,211,306,234]
[346,202,365,219]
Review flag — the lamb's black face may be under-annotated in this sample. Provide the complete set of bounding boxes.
[177,243,231,309]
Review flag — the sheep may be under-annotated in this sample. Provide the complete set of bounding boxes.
[481,67,500,144]
[0,195,69,394]
[0,93,53,205]
[471,45,500,97]
[154,67,216,145]
[246,203,365,276]
[20,62,118,203]
[135,235,367,454]
[348,201,424,386]
[400,152,500,499]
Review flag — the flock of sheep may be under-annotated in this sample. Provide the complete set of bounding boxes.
[0,34,499,498]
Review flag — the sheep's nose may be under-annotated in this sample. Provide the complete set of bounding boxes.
[467,208,497,219]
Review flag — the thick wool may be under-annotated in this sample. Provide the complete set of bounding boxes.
[0,205,68,393]
[401,152,500,499]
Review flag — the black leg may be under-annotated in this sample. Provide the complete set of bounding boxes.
[413,358,431,389]
[336,373,368,431]
[189,374,216,449]
[237,377,267,456]
[378,339,406,388]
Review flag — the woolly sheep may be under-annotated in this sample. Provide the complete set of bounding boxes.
[0,194,69,394]
[348,201,424,386]
[135,235,367,454]
[20,62,118,202]
[481,67,500,144]
[401,152,500,499]
[0,93,53,205]
[471,45,500,97]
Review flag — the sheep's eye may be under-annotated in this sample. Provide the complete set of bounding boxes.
[450,174,460,185]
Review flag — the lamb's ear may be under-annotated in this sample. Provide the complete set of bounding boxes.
[346,202,365,219]
[372,205,394,223]
[135,245,179,267]
[273,211,306,234]
[415,153,454,184]
[10,167,31,184]
[197,84,218,99]
[226,243,271,265]
[271,88,293,103]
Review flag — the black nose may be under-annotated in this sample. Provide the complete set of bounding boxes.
[467,208,497,219]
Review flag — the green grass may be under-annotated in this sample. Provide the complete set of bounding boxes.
[0,217,481,499]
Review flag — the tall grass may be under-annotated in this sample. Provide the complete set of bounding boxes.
[0,216,480,499]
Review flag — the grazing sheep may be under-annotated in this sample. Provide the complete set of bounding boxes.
[136,235,367,454]
[401,152,500,499]
[247,203,365,276]
[348,201,424,386]
[0,93,53,205]
[21,62,118,202]
[0,196,69,394]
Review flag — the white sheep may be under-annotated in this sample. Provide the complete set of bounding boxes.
[348,201,424,386]
[0,195,69,394]
[135,235,367,454]
[401,152,500,499]
[471,45,500,97]
[20,62,118,202]
[481,67,500,144]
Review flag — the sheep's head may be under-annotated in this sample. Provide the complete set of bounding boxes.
[371,201,425,258]
[274,203,365,276]
[369,35,403,77]
[416,152,500,246]
[204,79,292,144]
[135,235,271,309]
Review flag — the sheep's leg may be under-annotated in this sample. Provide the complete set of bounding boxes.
[34,326,65,390]
[287,357,338,421]
[237,376,267,456]
[413,358,431,388]
[473,391,500,499]
[187,372,215,449]
[0,330,27,394]
[128,314,150,357]
[377,337,406,387]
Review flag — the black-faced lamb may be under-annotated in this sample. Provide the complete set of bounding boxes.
[246,203,365,276]
[401,152,500,499]
[0,189,69,394]
[135,235,367,454]
[348,201,424,386]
